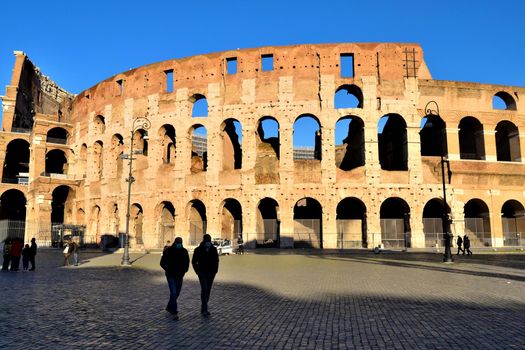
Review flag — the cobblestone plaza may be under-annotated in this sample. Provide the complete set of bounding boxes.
[1,250,524,349]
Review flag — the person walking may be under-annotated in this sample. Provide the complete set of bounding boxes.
[10,238,23,271]
[71,241,80,266]
[237,235,244,255]
[192,234,219,317]
[463,235,473,255]
[1,238,10,271]
[63,241,72,266]
[29,237,37,271]
[456,235,464,255]
[160,237,189,320]
[22,244,31,271]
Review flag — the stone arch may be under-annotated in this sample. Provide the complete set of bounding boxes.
[76,208,85,224]
[157,201,175,248]
[464,198,491,246]
[336,197,367,248]
[131,203,144,246]
[51,185,74,224]
[334,84,363,109]
[46,127,69,144]
[92,141,103,179]
[220,198,242,242]
[110,134,124,178]
[187,199,207,245]
[335,116,365,170]
[293,114,322,161]
[420,114,448,156]
[0,189,27,221]
[46,149,68,175]
[2,139,30,183]
[190,94,208,117]
[221,118,242,170]
[190,125,207,172]
[159,124,176,164]
[493,91,517,111]
[94,115,106,134]
[110,203,120,237]
[79,144,88,178]
[459,117,485,160]
[256,197,280,248]
[501,200,525,246]
[293,197,323,248]
[256,116,280,159]
[495,120,521,162]
[90,205,101,244]
[380,197,411,248]
[378,114,408,170]
[133,129,148,156]
[422,198,451,247]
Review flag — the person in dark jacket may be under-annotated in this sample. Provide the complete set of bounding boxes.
[192,234,219,316]
[463,235,473,255]
[160,237,189,320]
[10,238,23,271]
[22,244,31,270]
[29,237,37,271]
[456,235,464,255]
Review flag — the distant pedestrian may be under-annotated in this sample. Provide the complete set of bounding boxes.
[10,238,23,271]
[1,238,11,271]
[63,241,71,266]
[22,244,31,270]
[71,241,80,266]
[192,234,219,316]
[160,237,189,320]
[29,237,37,271]
[456,235,464,255]
[463,235,473,255]
[237,235,244,255]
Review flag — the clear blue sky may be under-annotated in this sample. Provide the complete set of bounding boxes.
[1,0,524,146]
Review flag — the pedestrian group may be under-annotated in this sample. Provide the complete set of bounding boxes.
[1,237,37,271]
[456,234,473,255]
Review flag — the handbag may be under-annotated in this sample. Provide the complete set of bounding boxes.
[63,245,69,254]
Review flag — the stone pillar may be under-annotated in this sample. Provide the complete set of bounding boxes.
[279,121,294,185]
[446,128,460,160]
[483,130,497,162]
[409,205,425,248]
[367,198,382,248]
[279,197,294,248]
[321,123,336,184]
[519,132,525,162]
[489,190,504,247]
[322,198,338,248]
[407,122,423,184]
[364,124,381,185]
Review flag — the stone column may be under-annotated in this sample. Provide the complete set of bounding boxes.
[445,128,460,160]
[519,132,525,162]
[483,130,497,162]
[279,196,294,248]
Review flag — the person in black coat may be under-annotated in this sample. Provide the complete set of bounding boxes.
[463,235,473,255]
[192,234,219,316]
[456,235,464,255]
[160,237,190,320]
[29,237,37,271]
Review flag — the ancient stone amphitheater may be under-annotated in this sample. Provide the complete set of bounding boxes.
[1,43,524,250]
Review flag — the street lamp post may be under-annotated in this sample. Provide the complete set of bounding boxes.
[424,101,453,263]
[121,117,151,266]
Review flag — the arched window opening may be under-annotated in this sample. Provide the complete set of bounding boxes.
[159,125,176,164]
[257,117,280,159]
[110,134,124,178]
[45,149,67,175]
[159,201,175,248]
[46,127,68,144]
[51,185,72,224]
[133,129,148,156]
[131,203,144,246]
[464,199,491,247]
[334,84,363,109]
[459,117,485,160]
[94,115,106,134]
[93,141,104,179]
[293,197,322,248]
[493,91,517,111]
[191,94,208,117]
[190,125,207,172]
[378,114,408,170]
[221,198,242,243]
[336,197,367,248]
[221,119,242,170]
[420,115,448,156]
[293,114,321,161]
[501,200,525,246]
[380,197,410,249]
[256,197,280,248]
[77,208,85,225]
[110,203,120,237]
[188,200,207,245]
[2,139,30,184]
[79,144,88,178]
[0,189,26,221]
[422,198,451,248]
[335,116,365,170]
[495,121,521,162]
[91,205,101,245]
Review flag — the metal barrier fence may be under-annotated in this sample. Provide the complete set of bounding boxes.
[158,223,175,248]
[380,219,408,249]
[189,221,206,246]
[293,219,321,248]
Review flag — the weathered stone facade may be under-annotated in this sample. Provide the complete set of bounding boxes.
[1,44,524,250]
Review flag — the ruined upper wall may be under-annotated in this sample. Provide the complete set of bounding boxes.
[70,43,430,121]
[1,51,74,131]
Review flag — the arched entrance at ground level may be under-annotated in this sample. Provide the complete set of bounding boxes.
[0,189,27,241]
[501,200,525,247]
[131,204,143,246]
[464,199,492,247]
[256,197,280,248]
[51,186,74,244]
[158,201,175,248]
[188,200,206,245]
[2,139,30,184]
[293,197,322,248]
[380,198,410,249]
[220,199,242,242]
[336,198,367,248]
[422,198,451,248]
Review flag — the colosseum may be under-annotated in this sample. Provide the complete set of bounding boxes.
[0,43,524,251]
